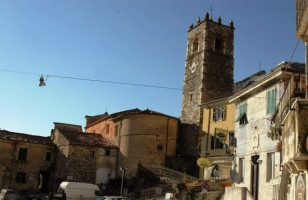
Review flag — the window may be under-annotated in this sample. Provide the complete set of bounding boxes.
[90,151,95,158]
[46,152,52,161]
[105,149,110,156]
[229,131,235,146]
[215,38,223,51]
[16,172,26,183]
[106,124,110,133]
[18,148,28,161]
[157,145,163,150]
[192,37,198,51]
[267,152,275,181]
[236,103,248,125]
[239,158,245,182]
[211,136,224,149]
[115,125,119,137]
[213,106,226,122]
[267,88,276,114]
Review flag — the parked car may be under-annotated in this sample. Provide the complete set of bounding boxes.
[0,189,19,200]
[26,190,42,200]
[96,196,130,200]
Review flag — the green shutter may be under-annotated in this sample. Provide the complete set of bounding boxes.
[267,88,276,114]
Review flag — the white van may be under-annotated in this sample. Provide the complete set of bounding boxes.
[57,182,102,200]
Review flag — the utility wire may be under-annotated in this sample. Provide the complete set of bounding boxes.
[0,68,182,91]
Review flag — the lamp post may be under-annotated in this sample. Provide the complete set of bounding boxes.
[120,167,126,196]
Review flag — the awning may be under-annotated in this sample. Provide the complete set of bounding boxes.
[235,113,246,122]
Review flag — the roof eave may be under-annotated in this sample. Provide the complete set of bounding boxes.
[229,70,283,103]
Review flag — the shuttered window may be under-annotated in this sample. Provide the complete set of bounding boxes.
[267,88,276,114]
[236,103,248,125]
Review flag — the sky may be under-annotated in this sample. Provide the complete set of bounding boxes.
[0,0,305,136]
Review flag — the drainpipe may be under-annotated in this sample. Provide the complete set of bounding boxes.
[305,42,308,99]
[205,107,211,156]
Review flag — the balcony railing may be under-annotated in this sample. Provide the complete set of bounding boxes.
[270,74,305,139]
[139,164,198,183]
[296,0,307,31]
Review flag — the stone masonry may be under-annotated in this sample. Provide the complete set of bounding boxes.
[180,14,234,156]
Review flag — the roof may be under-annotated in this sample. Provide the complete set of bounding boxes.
[229,61,305,102]
[234,70,267,93]
[0,130,54,145]
[57,129,117,148]
[54,122,82,132]
[85,108,178,128]
[85,112,109,126]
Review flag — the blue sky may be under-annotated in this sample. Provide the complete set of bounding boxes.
[0,0,305,136]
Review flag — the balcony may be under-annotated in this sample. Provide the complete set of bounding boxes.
[271,74,308,171]
[296,0,308,40]
[281,99,308,167]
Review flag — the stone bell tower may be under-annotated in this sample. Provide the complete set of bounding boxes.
[179,13,235,156]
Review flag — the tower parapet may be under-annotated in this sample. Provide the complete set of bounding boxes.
[188,13,235,32]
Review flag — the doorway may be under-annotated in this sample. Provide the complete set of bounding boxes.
[250,155,259,200]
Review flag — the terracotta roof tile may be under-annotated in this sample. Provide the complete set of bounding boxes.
[0,130,54,145]
[57,129,117,148]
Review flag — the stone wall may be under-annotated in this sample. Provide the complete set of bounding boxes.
[180,17,234,156]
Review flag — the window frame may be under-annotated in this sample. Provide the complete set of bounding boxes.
[18,148,28,161]
[212,106,227,122]
[192,37,198,52]
[16,172,26,183]
[105,149,110,156]
[45,151,52,162]
[236,103,248,125]
[239,157,245,183]
[267,152,275,182]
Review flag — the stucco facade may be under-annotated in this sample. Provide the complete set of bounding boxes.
[200,98,235,182]
[227,62,305,200]
[85,109,178,178]
[0,130,56,192]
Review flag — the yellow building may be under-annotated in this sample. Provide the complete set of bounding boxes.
[199,97,235,183]
[0,130,56,192]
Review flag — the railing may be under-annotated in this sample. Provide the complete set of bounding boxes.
[206,179,233,191]
[139,165,198,183]
[139,185,173,199]
[297,0,307,31]
[275,75,305,123]
[270,74,305,139]
[279,76,294,121]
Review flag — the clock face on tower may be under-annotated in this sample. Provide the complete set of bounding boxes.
[190,62,196,73]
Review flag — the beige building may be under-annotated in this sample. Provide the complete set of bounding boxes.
[0,130,55,192]
[269,2,308,199]
[85,109,178,178]
[51,123,118,190]
[225,62,305,200]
